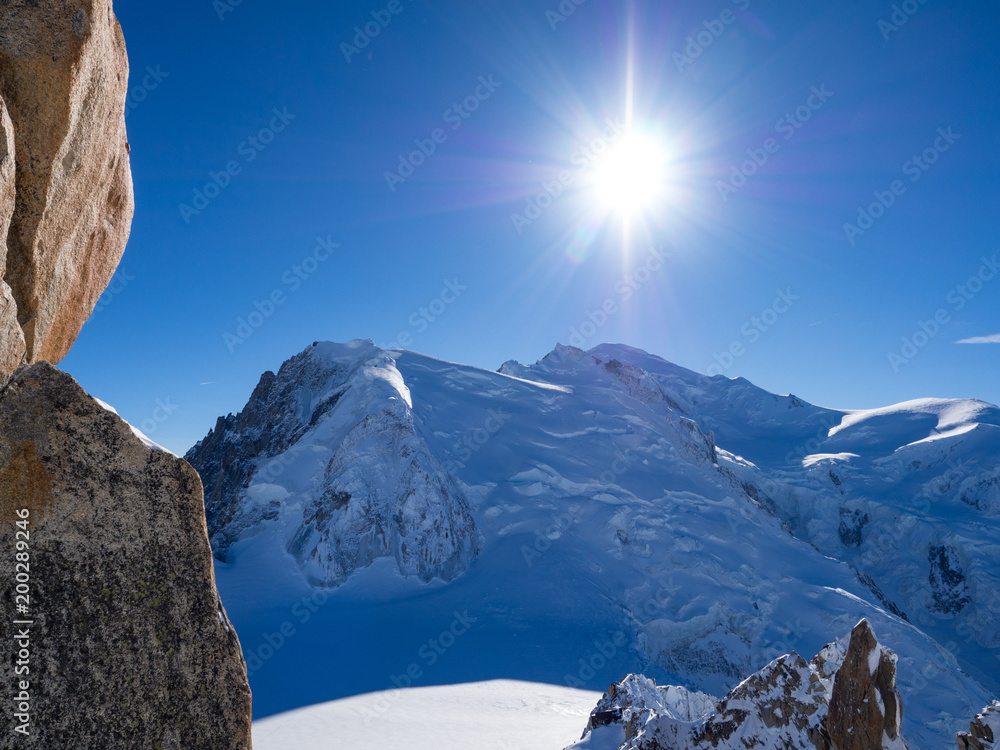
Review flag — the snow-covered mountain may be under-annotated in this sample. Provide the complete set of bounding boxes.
[189,342,479,586]
[187,340,1000,750]
[569,619,907,750]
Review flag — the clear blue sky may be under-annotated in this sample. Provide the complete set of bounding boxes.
[62,0,1000,455]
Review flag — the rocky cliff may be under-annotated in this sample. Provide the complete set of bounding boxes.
[0,94,22,382]
[0,1,252,747]
[0,363,252,748]
[570,619,908,750]
[0,0,134,379]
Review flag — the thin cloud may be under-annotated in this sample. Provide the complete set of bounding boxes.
[956,334,1000,345]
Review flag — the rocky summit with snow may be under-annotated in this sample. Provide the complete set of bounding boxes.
[568,619,906,750]
[187,340,480,586]
[958,701,1000,750]
[190,339,1000,749]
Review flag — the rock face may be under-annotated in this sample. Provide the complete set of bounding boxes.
[0,363,252,749]
[824,619,905,750]
[570,619,908,750]
[0,0,134,373]
[958,702,1000,749]
[0,94,24,381]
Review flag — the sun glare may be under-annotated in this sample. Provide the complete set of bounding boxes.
[592,132,669,217]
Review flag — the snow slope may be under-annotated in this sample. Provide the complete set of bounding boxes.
[190,340,1000,750]
[251,680,600,750]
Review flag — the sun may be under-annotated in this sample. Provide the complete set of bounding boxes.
[591,131,670,217]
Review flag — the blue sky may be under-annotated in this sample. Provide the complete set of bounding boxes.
[63,0,1000,455]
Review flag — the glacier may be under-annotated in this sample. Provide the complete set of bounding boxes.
[187,339,1000,750]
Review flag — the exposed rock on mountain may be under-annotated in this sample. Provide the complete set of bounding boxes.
[0,94,23,383]
[958,702,1000,749]
[570,620,907,750]
[201,340,996,748]
[0,363,252,749]
[928,544,972,615]
[0,0,134,370]
[186,340,481,587]
[824,619,905,750]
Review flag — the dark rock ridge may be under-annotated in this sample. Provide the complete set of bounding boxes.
[187,347,354,558]
[571,619,908,750]
[958,702,1000,749]
[0,363,252,749]
[928,544,971,615]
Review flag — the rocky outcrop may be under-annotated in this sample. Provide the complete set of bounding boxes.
[0,0,134,372]
[958,702,1000,749]
[0,94,24,382]
[0,2,253,747]
[0,363,252,749]
[569,619,908,750]
[824,619,905,750]
[584,675,717,742]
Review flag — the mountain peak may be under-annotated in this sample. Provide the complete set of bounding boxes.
[188,340,1000,744]
[571,618,908,750]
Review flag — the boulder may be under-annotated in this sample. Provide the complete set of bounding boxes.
[0,363,252,749]
[0,0,134,370]
[0,94,24,383]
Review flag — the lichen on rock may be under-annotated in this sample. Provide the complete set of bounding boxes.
[0,363,252,749]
